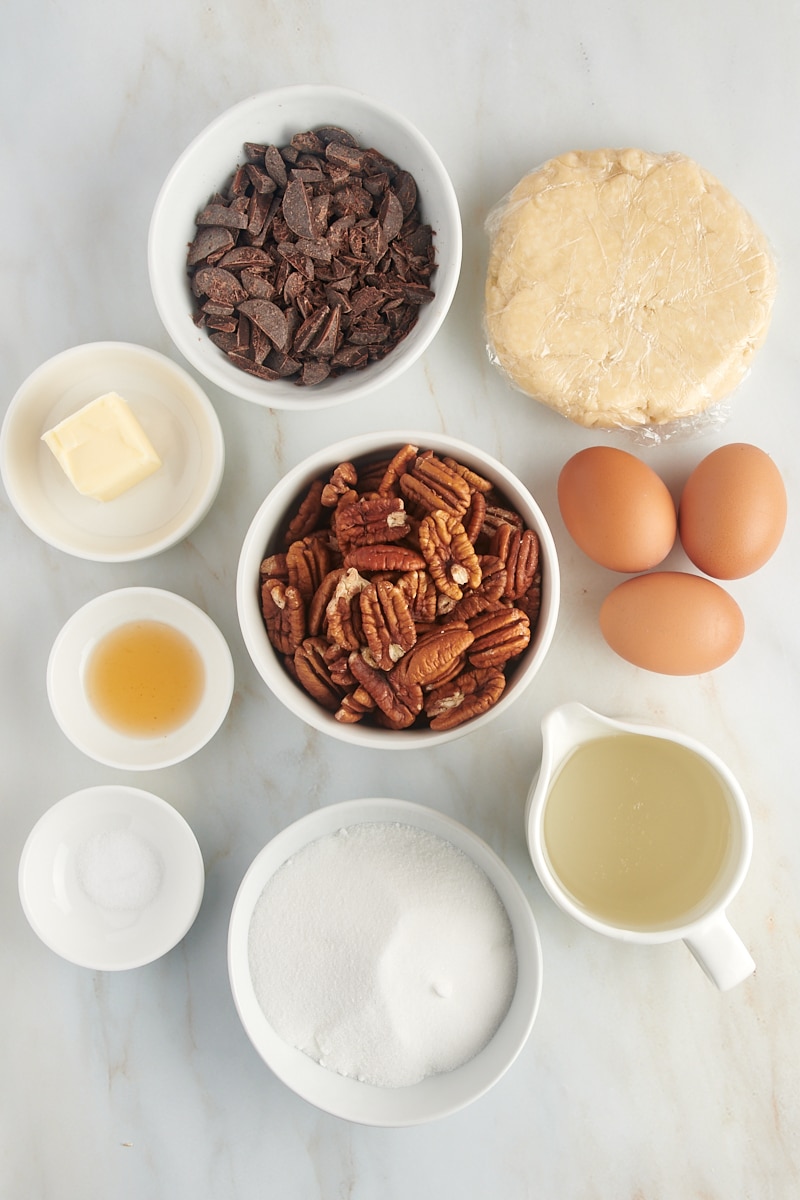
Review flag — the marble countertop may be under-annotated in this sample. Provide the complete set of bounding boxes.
[2,1,799,1196]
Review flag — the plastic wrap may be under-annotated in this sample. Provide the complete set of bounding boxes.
[484,149,778,445]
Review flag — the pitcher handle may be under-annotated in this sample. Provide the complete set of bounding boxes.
[684,912,755,991]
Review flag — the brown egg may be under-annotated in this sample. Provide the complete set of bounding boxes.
[558,446,677,572]
[599,571,745,675]
[678,443,786,579]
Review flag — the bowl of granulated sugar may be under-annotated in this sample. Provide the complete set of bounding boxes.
[228,797,542,1126]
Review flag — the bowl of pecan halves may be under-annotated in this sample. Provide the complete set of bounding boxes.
[148,85,462,409]
[236,431,560,747]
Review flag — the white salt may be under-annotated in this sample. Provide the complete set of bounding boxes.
[76,827,163,911]
[247,821,517,1088]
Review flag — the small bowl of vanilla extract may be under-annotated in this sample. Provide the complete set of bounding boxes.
[47,586,235,769]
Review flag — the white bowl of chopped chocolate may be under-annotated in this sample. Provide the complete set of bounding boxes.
[236,430,560,747]
[228,796,543,1125]
[148,85,462,409]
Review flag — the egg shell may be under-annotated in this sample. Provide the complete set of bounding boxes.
[557,446,677,572]
[678,443,787,579]
[599,571,745,675]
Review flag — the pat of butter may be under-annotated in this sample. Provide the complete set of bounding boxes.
[42,392,162,502]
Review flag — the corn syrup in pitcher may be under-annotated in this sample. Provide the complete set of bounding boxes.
[542,733,733,930]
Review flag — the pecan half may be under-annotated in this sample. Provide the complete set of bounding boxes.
[307,567,346,636]
[425,666,506,730]
[463,489,487,545]
[261,579,306,655]
[399,454,472,517]
[377,443,418,495]
[399,621,474,687]
[325,567,370,649]
[343,543,426,573]
[447,555,507,622]
[397,568,438,624]
[321,461,358,506]
[491,524,540,601]
[418,510,482,601]
[333,494,410,550]
[467,606,531,668]
[286,534,333,602]
[335,685,376,724]
[294,637,346,711]
[442,457,493,494]
[359,579,417,670]
[259,552,288,585]
[284,478,326,544]
[517,570,542,630]
[481,501,524,541]
[348,651,423,728]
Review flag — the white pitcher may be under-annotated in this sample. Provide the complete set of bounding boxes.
[525,702,755,991]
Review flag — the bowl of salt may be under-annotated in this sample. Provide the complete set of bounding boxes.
[228,797,543,1126]
[18,785,205,970]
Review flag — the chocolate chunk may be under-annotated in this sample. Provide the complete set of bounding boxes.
[315,126,359,147]
[263,145,288,188]
[310,306,341,359]
[291,130,326,155]
[245,163,278,194]
[282,179,317,240]
[196,202,249,230]
[302,360,331,385]
[237,299,289,350]
[379,190,404,243]
[193,266,249,306]
[187,226,235,266]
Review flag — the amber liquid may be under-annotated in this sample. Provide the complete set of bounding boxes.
[543,733,733,930]
[86,619,205,737]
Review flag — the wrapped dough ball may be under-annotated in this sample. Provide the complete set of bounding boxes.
[484,149,777,431]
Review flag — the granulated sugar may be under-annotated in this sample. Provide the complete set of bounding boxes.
[76,827,163,911]
[247,821,517,1088]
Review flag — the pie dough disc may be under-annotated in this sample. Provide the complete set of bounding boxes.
[484,149,777,430]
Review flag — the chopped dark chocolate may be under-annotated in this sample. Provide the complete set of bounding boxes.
[186,125,437,386]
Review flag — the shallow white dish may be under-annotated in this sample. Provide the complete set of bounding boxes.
[19,785,205,971]
[47,586,235,770]
[148,84,462,410]
[236,429,560,748]
[228,797,543,1126]
[0,341,225,562]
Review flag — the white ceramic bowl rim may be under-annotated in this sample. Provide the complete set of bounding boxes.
[148,84,462,410]
[18,784,205,971]
[236,429,560,748]
[228,796,543,1126]
[47,586,235,770]
[0,341,225,562]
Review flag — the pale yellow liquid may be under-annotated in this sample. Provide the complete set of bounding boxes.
[543,734,733,930]
[86,619,205,737]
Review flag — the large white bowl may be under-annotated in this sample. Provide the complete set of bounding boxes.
[47,586,235,770]
[19,785,205,971]
[236,430,560,748]
[228,797,543,1126]
[0,341,224,562]
[148,85,462,410]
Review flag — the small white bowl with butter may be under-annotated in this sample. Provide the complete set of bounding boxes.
[0,341,225,561]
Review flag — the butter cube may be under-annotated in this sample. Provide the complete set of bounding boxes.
[42,392,162,502]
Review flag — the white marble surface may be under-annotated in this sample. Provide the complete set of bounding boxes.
[2,1,799,1196]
